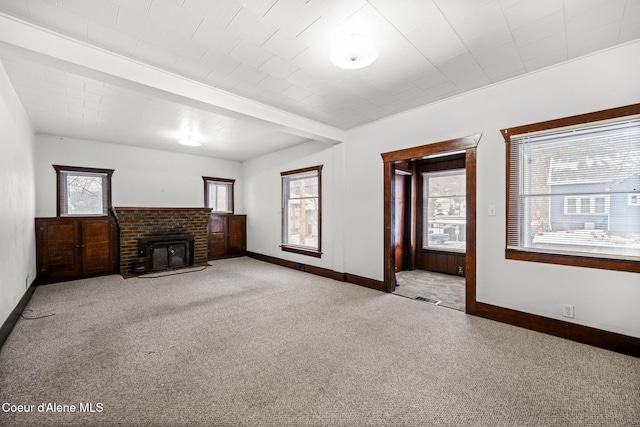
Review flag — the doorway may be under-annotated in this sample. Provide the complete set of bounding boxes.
[381,134,481,314]
[395,153,467,310]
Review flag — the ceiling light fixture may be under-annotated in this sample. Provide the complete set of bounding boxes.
[178,137,201,147]
[330,32,379,70]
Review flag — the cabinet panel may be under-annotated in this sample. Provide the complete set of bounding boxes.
[82,218,116,276]
[41,221,81,279]
[208,214,246,260]
[36,217,118,284]
[208,216,228,259]
[228,215,246,255]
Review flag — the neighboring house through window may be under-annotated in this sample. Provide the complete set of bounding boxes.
[501,104,640,272]
[203,177,234,213]
[54,165,114,216]
[281,166,322,257]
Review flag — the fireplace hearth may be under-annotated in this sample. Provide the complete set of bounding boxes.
[138,233,194,273]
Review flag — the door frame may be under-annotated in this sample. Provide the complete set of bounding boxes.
[381,134,481,314]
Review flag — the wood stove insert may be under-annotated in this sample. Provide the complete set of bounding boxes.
[138,233,195,273]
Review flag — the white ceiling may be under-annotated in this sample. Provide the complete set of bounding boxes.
[0,0,638,161]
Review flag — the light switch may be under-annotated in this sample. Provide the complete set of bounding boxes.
[488,205,496,216]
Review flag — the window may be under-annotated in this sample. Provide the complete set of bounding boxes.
[422,169,466,252]
[281,166,322,257]
[203,177,234,213]
[54,165,113,216]
[563,195,610,215]
[502,104,640,272]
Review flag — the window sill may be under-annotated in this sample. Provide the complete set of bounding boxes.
[421,247,466,254]
[505,249,639,273]
[281,245,322,258]
[59,213,109,217]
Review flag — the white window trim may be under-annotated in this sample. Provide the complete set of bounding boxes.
[563,195,610,215]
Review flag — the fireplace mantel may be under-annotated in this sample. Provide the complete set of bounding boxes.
[112,207,212,277]
[113,207,212,211]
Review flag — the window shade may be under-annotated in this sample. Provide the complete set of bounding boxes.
[508,118,640,260]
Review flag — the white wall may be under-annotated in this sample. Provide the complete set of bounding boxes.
[0,62,36,327]
[35,136,244,217]
[242,140,343,272]
[344,40,640,338]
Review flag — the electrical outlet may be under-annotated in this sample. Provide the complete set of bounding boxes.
[562,304,575,319]
[457,266,464,275]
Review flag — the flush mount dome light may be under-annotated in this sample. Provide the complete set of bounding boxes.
[178,137,201,147]
[330,33,379,70]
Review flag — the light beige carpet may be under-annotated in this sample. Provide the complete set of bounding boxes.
[0,257,638,426]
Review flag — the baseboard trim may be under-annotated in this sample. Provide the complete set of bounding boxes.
[246,252,385,292]
[0,279,37,350]
[475,302,640,358]
[246,253,637,357]
[344,273,386,292]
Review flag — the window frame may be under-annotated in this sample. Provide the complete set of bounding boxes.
[53,165,114,217]
[280,165,323,258]
[563,195,610,215]
[203,177,235,214]
[501,103,640,273]
[421,168,467,253]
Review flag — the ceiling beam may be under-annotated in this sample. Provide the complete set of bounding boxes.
[0,13,345,145]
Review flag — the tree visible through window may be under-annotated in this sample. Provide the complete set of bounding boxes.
[54,165,113,216]
[281,166,322,257]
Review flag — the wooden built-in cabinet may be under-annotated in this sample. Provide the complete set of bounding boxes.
[36,216,119,284]
[208,214,246,260]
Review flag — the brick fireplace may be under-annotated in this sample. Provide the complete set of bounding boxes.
[112,207,211,277]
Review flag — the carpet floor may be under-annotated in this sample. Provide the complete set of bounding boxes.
[394,269,465,311]
[0,257,638,426]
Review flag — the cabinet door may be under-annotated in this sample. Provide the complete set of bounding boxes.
[208,215,228,260]
[37,219,82,281]
[82,218,116,276]
[228,215,246,255]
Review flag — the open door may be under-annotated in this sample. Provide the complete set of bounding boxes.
[381,134,481,314]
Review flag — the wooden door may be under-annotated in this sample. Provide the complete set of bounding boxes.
[228,215,246,255]
[208,215,228,260]
[82,218,116,276]
[37,219,82,281]
[393,174,406,272]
